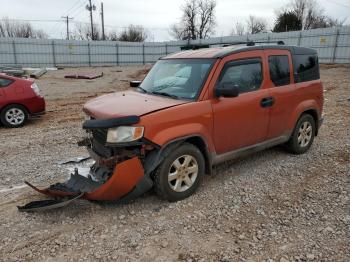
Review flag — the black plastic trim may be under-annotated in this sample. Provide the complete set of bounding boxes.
[83,115,140,130]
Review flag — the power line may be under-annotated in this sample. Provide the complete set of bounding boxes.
[62,0,85,16]
[326,0,350,9]
[3,18,62,23]
[70,4,87,18]
[68,1,87,17]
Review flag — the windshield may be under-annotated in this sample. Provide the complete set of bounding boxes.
[139,59,215,100]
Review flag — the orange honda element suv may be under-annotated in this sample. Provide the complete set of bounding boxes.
[22,42,324,207]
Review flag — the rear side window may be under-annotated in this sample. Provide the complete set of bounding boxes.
[268,55,290,86]
[294,54,320,83]
[0,77,13,87]
[219,59,263,93]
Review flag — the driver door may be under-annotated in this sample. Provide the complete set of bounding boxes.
[211,54,271,154]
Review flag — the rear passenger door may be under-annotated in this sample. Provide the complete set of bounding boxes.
[264,50,296,139]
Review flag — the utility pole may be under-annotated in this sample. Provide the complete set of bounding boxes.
[61,16,73,40]
[86,0,96,40]
[100,2,105,40]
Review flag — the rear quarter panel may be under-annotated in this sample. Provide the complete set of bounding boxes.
[287,80,323,131]
[0,77,45,114]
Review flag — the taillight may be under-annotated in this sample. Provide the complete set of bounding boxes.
[31,83,42,97]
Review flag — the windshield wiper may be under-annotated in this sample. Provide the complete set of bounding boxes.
[150,91,180,99]
[137,86,148,93]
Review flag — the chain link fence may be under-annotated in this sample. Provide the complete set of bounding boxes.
[0,26,349,67]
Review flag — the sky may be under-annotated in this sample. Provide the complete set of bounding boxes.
[0,0,349,41]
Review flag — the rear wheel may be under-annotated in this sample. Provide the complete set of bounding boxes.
[154,143,205,202]
[0,104,28,128]
[286,114,315,154]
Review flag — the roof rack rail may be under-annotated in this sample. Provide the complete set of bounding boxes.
[222,40,285,47]
[180,40,285,51]
[180,44,210,50]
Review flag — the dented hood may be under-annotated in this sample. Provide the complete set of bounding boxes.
[83,90,189,119]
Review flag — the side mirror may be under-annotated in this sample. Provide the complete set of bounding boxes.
[215,82,239,98]
[130,80,141,87]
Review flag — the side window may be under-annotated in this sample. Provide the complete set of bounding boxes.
[0,77,13,87]
[218,59,263,93]
[268,55,290,86]
[294,54,320,83]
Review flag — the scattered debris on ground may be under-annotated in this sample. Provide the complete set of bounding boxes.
[29,68,47,79]
[64,72,103,79]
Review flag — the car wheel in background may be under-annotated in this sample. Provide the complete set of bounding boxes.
[0,104,28,128]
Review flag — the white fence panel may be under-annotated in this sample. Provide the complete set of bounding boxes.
[0,26,349,67]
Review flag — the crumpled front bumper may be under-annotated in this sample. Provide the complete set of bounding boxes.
[18,157,149,211]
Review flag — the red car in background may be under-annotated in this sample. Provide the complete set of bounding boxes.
[0,74,45,127]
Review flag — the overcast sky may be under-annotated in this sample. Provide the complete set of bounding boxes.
[1,0,349,41]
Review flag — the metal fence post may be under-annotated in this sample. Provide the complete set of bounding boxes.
[297,31,302,46]
[51,40,56,67]
[142,43,145,65]
[116,43,119,66]
[12,40,17,65]
[88,42,91,67]
[332,28,340,64]
[165,43,168,55]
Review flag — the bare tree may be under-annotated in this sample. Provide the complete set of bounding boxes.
[71,22,100,40]
[0,17,47,38]
[231,21,245,36]
[198,0,216,39]
[170,0,216,40]
[288,0,346,30]
[106,30,118,41]
[118,25,147,42]
[247,15,267,34]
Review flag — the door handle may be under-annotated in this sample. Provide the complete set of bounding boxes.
[260,96,275,108]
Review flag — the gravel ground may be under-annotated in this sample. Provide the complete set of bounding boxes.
[0,65,349,262]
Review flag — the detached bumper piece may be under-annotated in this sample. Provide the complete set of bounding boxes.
[17,193,84,212]
[18,157,146,212]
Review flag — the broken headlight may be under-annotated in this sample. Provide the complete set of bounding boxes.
[106,126,144,143]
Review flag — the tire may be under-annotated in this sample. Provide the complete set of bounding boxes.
[286,114,316,154]
[0,104,28,128]
[154,143,205,202]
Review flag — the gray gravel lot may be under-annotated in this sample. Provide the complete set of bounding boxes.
[0,65,349,261]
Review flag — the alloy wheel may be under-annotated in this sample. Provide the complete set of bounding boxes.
[5,108,25,126]
[168,155,198,192]
[297,121,312,147]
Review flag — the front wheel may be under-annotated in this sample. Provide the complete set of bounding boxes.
[0,104,28,128]
[286,114,316,154]
[154,143,205,202]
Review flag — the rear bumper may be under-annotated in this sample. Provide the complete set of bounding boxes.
[26,96,46,115]
[29,110,46,119]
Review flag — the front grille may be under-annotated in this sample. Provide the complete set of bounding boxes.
[92,129,107,144]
